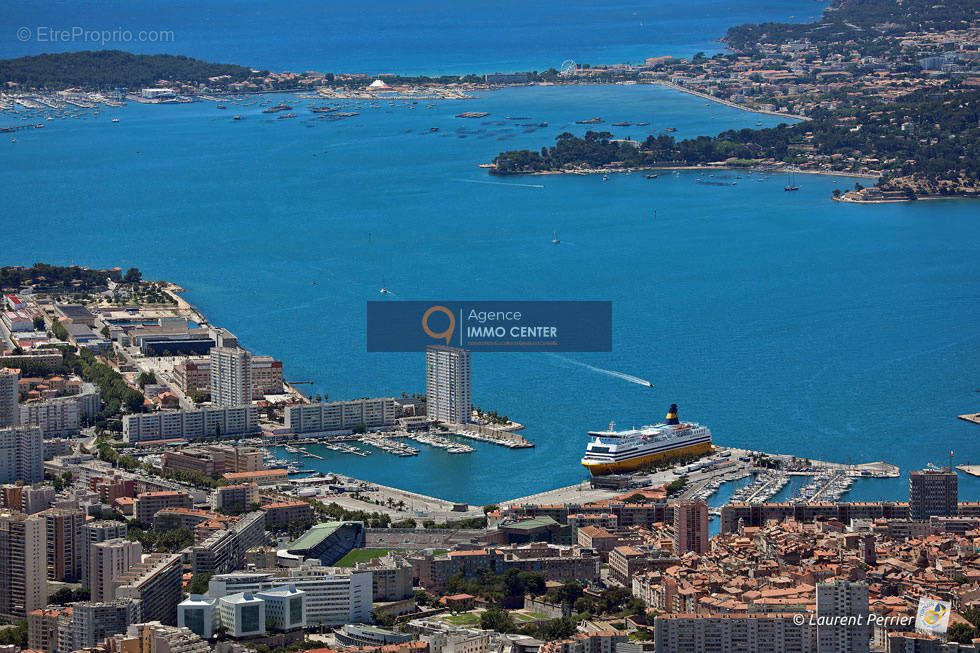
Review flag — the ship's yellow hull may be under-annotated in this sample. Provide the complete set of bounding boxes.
[582,442,713,476]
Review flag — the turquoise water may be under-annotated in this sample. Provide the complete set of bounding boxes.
[3,82,979,505]
[1,0,825,74]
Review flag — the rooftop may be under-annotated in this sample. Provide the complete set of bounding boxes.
[287,521,354,552]
[220,591,264,604]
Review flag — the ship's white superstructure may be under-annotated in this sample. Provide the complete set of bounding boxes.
[581,404,712,475]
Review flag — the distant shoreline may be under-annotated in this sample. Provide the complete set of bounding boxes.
[487,163,880,181]
[650,80,808,122]
[833,193,976,204]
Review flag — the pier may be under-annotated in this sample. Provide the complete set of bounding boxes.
[400,431,474,454]
[297,447,324,460]
[455,424,534,448]
[0,123,45,133]
[360,434,419,456]
[802,470,853,503]
[732,471,789,504]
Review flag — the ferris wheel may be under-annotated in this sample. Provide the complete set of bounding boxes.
[559,59,578,76]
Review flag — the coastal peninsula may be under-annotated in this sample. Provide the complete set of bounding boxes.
[488,0,980,201]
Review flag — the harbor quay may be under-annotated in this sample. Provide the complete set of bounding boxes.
[261,443,901,523]
[307,474,487,522]
[490,446,898,511]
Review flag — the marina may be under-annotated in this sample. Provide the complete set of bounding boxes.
[360,435,420,457]
[791,470,854,503]
[730,471,790,504]
[402,432,475,454]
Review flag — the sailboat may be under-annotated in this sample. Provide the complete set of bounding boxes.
[379,276,392,294]
[784,172,800,191]
[552,230,560,244]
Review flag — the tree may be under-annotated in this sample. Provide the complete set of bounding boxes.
[48,587,89,605]
[521,571,546,596]
[187,572,212,595]
[948,622,977,644]
[620,597,647,617]
[156,527,194,552]
[391,518,417,529]
[0,52,256,91]
[137,371,157,388]
[574,596,595,614]
[539,618,578,641]
[123,267,142,283]
[666,477,687,494]
[483,504,499,515]
[480,605,517,633]
[0,621,28,648]
[963,607,980,628]
[32,315,45,330]
[372,610,396,628]
[51,319,69,341]
[597,587,633,614]
[557,581,584,605]
[128,526,156,549]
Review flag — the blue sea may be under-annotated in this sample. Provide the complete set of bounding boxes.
[2,1,979,506]
[1,0,826,74]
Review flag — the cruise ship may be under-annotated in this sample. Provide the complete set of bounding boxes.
[581,404,713,475]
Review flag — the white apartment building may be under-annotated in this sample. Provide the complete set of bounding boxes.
[0,425,43,484]
[425,345,471,424]
[123,405,258,443]
[80,521,129,590]
[0,512,47,621]
[0,369,18,428]
[210,347,252,408]
[815,580,870,653]
[90,539,142,602]
[208,565,371,626]
[20,397,81,436]
[654,614,817,653]
[285,398,396,434]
